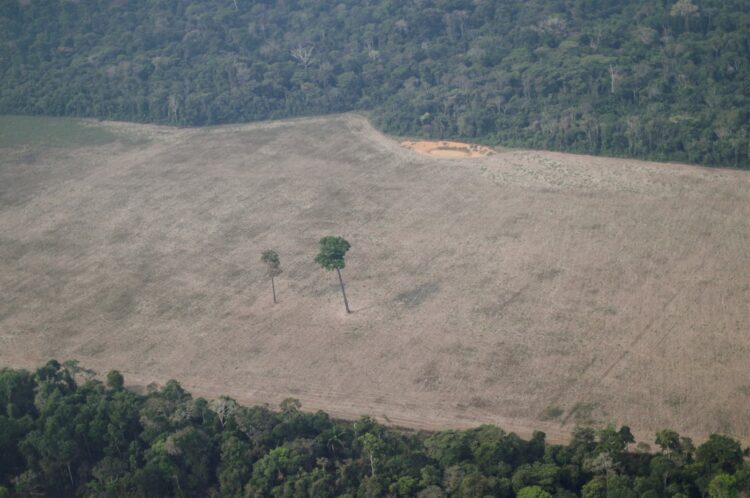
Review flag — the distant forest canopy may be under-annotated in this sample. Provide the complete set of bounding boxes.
[1,0,749,168]
[1,361,749,497]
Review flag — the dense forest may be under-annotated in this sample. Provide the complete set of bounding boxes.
[0,361,748,497]
[1,0,749,167]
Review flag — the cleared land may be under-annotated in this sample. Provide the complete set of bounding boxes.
[1,114,749,444]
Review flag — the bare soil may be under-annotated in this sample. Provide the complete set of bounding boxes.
[2,114,750,445]
[401,139,495,158]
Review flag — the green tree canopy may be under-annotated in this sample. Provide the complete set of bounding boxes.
[2,0,750,167]
[315,236,353,313]
[1,361,750,497]
[261,250,282,278]
[314,237,350,271]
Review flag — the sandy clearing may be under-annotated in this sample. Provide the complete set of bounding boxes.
[401,140,495,158]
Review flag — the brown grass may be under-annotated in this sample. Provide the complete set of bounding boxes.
[2,114,750,444]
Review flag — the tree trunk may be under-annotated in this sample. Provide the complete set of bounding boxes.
[336,268,351,313]
[609,65,618,94]
[271,276,277,304]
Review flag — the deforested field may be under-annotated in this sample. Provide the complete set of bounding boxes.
[1,114,749,444]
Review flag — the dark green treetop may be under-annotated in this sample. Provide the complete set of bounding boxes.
[261,250,282,277]
[314,237,350,271]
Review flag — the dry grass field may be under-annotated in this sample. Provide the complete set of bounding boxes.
[1,114,749,444]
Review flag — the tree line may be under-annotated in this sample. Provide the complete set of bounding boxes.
[1,0,749,167]
[0,360,748,497]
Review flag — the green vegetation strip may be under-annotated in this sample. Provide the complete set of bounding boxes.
[0,361,747,497]
[1,0,749,167]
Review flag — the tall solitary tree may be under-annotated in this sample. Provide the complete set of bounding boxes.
[314,236,351,313]
[261,250,282,304]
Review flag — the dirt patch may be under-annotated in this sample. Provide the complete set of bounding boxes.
[401,140,495,158]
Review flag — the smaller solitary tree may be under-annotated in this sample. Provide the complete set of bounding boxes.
[314,236,351,313]
[261,250,282,304]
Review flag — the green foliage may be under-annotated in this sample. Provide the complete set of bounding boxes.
[708,473,740,498]
[606,475,639,498]
[656,429,683,453]
[518,485,554,498]
[424,431,470,468]
[314,236,351,271]
[0,362,749,497]
[260,250,282,278]
[358,432,385,477]
[694,434,743,480]
[512,462,560,493]
[217,436,252,497]
[2,0,748,167]
[106,370,124,390]
[581,477,606,498]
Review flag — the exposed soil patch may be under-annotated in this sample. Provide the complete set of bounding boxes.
[401,140,495,158]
